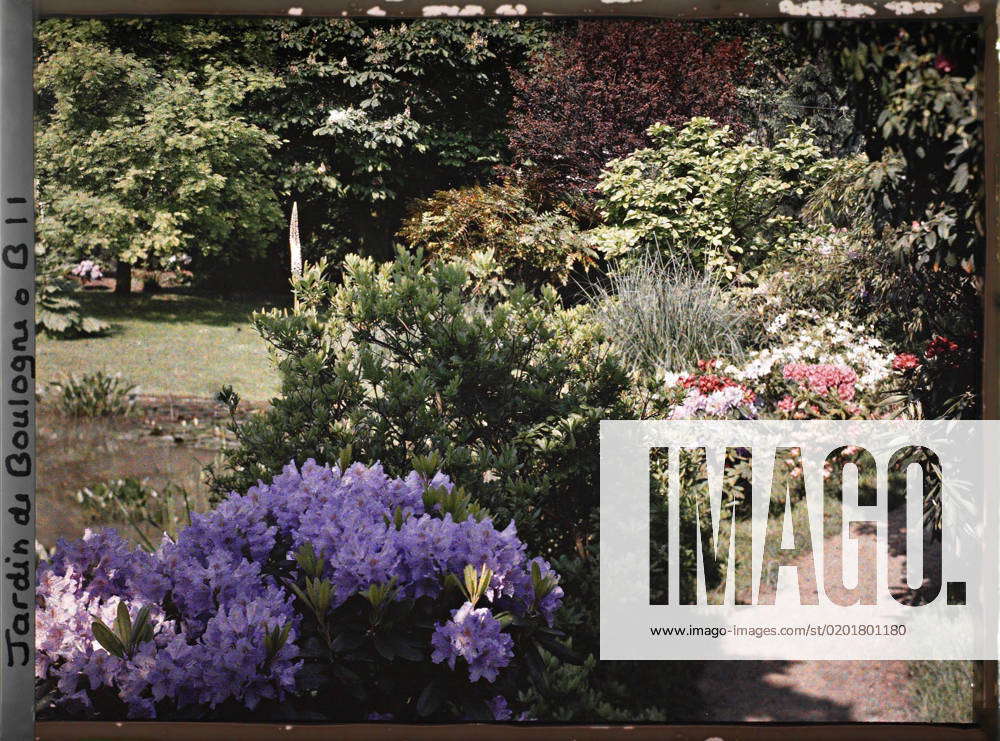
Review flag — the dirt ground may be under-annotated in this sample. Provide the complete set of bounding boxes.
[698,505,941,722]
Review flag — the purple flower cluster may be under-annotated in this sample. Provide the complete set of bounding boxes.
[669,385,757,419]
[38,459,564,719]
[431,601,514,682]
[38,529,299,719]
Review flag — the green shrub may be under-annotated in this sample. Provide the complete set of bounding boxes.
[592,117,836,281]
[210,251,712,720]
[212,250,629,560]
[759,229,978,350]
[587,251,748,373]
[398,184,597,290]
[50,371,136,417]
[74,477,199,550]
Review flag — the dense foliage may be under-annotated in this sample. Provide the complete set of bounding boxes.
[211,253,724,720]
[398,184,596,290]
[35,18,548,281]
[506,20,749,207]
[36,15,985,724]
[593,118,836,279]
[212,251,629,561]
[264,19,547,261]
[35,22,283,291]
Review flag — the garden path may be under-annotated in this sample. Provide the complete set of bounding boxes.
[697,504,938,721]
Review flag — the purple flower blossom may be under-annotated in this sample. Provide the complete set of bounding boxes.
[670,385,756,420]
[488,695,512,721]
[431,601,514,683]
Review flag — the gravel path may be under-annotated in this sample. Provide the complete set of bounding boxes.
[697,505,938,721]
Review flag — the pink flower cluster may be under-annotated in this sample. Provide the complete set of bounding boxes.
[776,395,796,412]
[782,363,858,402]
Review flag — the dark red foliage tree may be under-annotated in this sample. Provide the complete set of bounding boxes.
[505,20,750,207]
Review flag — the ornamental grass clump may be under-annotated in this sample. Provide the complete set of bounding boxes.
[36,458,568,722]
[587,251,748,374]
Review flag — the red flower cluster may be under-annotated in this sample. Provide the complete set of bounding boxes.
[679,372,756,403]
[934,54,954,74]
[782,363,858,402]
[924,335,959,359]
[891,353,921,372]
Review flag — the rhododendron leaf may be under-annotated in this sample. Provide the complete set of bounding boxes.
[294,543,323,579]
[443,572,464,597]
[265,623,292,660]
[306,578,332,615]
[330,630,365,653]
[131,607,154,647]
[329,662,363,691]
[372,634,395,661]
[295,663,328,692]
[534,576,556,601]
[521,640,546,689]
[411,451,442,479]
[285,580,311,610]
[416,679,446,717]
[388,635,423,662]
[337,445,353,473]
[114,601,132,644]
[91,620,126,659]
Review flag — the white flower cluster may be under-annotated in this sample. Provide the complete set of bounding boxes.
[725,311,895,391]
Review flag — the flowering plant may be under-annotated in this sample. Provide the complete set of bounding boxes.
[718,313,895,416]
[891,353,921,372]
[36,458,570,722]
[882,332,980,420]
[70,259,104,282]
[652,361,758,420]
[774,363,863,420]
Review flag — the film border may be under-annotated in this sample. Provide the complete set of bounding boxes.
[5,0,998,739]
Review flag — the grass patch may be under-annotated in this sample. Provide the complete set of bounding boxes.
[907,661,974,722]
[37,290,283,401]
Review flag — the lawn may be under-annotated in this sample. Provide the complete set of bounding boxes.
[908,661,973,722]
[37,290,284,401]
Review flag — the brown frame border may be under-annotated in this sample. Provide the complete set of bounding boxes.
[24,1,1000,739]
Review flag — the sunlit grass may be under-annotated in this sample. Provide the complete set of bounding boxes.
[37,290,283,401]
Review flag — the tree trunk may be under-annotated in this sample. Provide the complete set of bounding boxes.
[114,260,132,295]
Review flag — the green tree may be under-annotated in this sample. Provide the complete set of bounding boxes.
[257,18,548,262]
[35,22,283,294]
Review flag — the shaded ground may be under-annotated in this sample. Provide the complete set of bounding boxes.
[698,505,971,722]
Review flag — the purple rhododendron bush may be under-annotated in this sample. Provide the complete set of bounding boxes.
[35,458,568,722]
